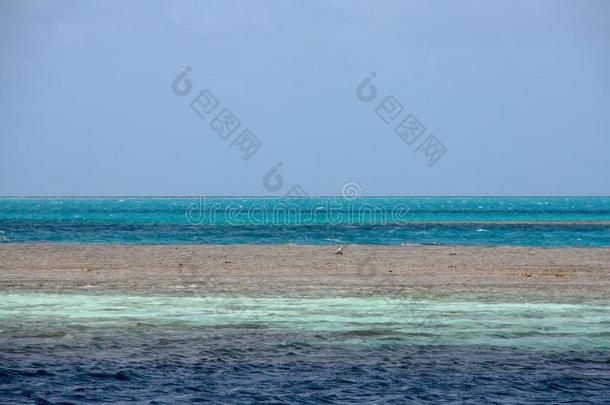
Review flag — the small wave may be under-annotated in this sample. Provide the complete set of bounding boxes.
[100,306,129,311]
[12,331,69,339]
[87,370,142,382]
[340,329,398,337]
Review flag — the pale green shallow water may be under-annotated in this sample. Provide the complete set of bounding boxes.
[3,291,610,402]
[2,292,609,350]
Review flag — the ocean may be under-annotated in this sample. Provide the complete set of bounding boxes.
[1,291,609,403]
[1,197,609,246]
[1,197,609,403]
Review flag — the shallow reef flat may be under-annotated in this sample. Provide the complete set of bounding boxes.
[1,244,609,300]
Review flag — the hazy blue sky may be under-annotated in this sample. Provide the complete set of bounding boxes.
[1,0,609,196]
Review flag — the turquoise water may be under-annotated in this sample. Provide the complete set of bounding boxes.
[1,291,609,403]
[1,197,610,246]
[2,197,610,402]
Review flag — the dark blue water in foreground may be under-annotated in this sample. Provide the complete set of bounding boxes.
[1,197,610,246]
[1,292,609,403]
[3,337,609,404]
[2,198,610,403]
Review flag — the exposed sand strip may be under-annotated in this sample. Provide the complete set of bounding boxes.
[1,244,609,299]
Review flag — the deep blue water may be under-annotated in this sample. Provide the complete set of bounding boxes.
[1,292,609,403]
[2,197,610,403]
[1,197,610,246]
[3,335,609,404]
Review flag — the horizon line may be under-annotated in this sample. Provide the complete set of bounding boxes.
[1,195,609,199]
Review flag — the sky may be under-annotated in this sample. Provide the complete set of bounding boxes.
[1,0,609,196]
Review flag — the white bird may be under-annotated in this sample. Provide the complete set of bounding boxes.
[335,246,343,255]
